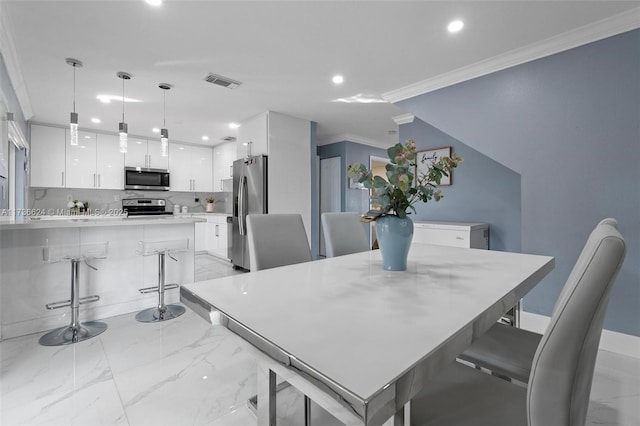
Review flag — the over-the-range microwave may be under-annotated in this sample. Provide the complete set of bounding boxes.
[124,167,170,191]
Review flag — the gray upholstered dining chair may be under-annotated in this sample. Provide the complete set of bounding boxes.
[458,218,624,384]
[321,212,370,257]
[245,213,313,424]
[410,217,626,425]
[246,213,312,271]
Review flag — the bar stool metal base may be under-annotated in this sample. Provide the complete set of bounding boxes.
[38,321,107,346]
[135,304,185,323]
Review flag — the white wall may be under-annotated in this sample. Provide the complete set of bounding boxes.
[267,112,312,243]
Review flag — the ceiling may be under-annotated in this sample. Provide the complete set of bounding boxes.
[2,1,638,149]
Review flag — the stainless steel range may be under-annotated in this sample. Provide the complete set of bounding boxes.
[122,198,172,216]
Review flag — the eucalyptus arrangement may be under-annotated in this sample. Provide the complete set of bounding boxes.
[347,139,462,221]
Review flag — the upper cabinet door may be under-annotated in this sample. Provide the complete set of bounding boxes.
[65,130,97,189]
[169,143,192,191]
[169,144,213,192]
[191,145,213,192]
[237,112,268,158]
[30,125,66,188]
[96,134,124,189]
[124,138,149,168]
[147,139,169,170]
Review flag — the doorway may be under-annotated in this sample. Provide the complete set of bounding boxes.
[319,156,341,257]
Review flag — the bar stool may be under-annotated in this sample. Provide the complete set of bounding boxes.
[39,241,109,346]
[135,238,189,322]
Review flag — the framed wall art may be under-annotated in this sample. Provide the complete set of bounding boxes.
[416,146,452,186]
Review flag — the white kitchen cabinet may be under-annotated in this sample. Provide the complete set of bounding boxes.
[235,111,312,243]
[413,221,489,249]
[195,221,207,252]
[125,138,169,170]
[237,112,268,158]
[96,134,124,189]
[213,141,235,191]
[207,215,229,259]
[65,131,124,189]
[169,143,213,192]
[65,130,96,189]
[30,124,66,188]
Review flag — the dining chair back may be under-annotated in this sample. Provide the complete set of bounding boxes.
[527,218,626,425]
[410,218,626,426]
[321,212,370,257]
[246,213,312,271]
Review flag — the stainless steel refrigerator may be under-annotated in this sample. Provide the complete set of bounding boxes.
[231,155,267,270]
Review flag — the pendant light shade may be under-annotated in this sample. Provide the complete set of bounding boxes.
[159,83,171,157]
[117,72,132,153]
[66,58,83,146]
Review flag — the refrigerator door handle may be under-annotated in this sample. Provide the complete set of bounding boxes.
[239,175,248,236]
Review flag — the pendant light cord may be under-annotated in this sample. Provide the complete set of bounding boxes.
[122,76,125,122]
[72,65,76,114]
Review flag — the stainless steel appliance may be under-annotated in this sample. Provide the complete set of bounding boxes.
[231,155,267,270]
[122,198,172,216]
[124,167,170,191]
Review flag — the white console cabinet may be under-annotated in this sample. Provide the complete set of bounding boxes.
[413,221,489,249]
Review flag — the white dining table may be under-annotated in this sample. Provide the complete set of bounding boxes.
[181,243,554,426]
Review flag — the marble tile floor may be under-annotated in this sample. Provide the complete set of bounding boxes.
[1,254,638,426]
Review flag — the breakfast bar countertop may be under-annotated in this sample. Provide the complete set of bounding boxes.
[0,215,206,230]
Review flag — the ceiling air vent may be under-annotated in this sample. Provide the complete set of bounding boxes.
[221,136,236,142]
[204,73,241,89]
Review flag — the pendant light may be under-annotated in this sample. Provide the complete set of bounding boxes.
[117,71,132,153]
[159,83,172,157]
[66,58,83,146]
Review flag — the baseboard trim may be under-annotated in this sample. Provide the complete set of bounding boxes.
[520,312,640,360]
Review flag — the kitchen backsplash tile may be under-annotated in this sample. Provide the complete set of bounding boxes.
[29,188,232,215]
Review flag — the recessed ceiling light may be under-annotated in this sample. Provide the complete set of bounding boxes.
[448,20,464,33]
[91,118,101,123]
[229,123,240,129]
[202,136,209,141]
[332,75,344,85]
[152,128,160,133]
[84,135,91,139]
[145,0,162,6]
[96,94,142,104]
[332,93,388,104]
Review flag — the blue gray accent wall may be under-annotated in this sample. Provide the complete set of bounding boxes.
[398,30,640,336]
[317,140,387,242]
[400,118,521,252]
[318,140,388,214]
[1,53,27,211]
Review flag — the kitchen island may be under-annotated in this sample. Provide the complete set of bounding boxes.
[0,215,205,340]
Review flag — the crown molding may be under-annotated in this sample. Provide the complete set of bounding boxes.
[392,113,414,125]
[0,6,33,120]
[383,8,640,103]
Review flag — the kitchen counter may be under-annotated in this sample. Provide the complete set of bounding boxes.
[0,215,198,340]
[0,215,205,230]
[173,212,231,218]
